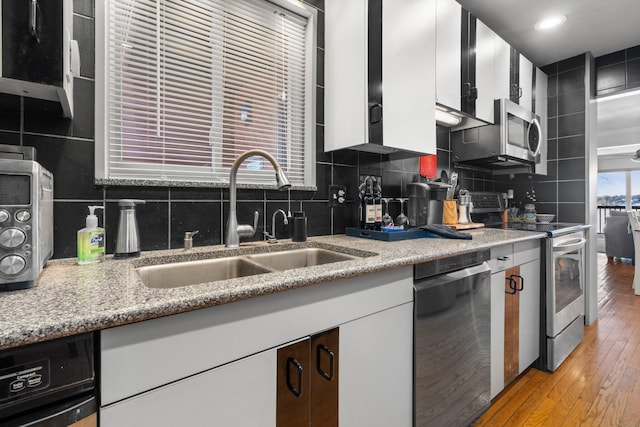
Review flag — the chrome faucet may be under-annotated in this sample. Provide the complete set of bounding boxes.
[265,209,289,243]
[226,150,291,248]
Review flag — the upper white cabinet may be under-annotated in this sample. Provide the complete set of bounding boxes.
[474,20,497,124]
[533,68,548,175]
[324,0,436,157]
[494,33,535,109]
[435,0,461,110]
[519,55,534,110]
[435,0,495,125]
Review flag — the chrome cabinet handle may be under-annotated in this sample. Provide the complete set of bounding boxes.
[29,0,40,43]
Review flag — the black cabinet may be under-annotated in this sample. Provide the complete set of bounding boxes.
[2,0,64,86]
[0,0,77,117]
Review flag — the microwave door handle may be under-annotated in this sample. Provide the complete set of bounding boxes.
[553,238,587,253]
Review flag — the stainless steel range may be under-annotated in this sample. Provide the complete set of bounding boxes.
[468,192,587,372]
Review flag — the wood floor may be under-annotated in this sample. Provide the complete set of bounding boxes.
[475,254,640,427]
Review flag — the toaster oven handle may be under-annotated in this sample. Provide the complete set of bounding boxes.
[553,238,586,253]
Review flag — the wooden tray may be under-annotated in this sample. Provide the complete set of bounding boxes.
[345,227,439,241]
[445,223,485,230]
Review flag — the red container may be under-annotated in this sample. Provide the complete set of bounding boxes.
[419,155,437,179]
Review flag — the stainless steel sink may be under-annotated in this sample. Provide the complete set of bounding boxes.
[136,246,365,289]
[136,257,271,289]
[246,248,357,271]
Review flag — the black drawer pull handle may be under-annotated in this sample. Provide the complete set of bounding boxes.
[512,274,524,291]
[286,357,303,397]
[505,276,517,294]
[316,344,335,381]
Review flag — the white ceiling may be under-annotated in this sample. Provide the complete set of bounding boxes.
[455,0,640,67]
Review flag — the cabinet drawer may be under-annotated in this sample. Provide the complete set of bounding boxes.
[488,244,514,273]
[514,240,541,265]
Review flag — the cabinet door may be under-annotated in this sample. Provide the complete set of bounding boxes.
[475,19,496,123]
[2,0,64,85]
[504,266,521,386]
[100,349,277,427]
[533,68,548,175]
[311,329,339,427]
[277,339,310,427]
[493,34,511,101]
[519,55,534,111]
[339,302,413,427]
[435,0,461,110]
[490,271,506,399]
[518,259,541,373]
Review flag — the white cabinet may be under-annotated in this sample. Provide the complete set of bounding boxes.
[340,302,413,427]
[533,68,548,176]
[493,34,535,109]
[325,0,436,156]
[490,240,541,399]
[100,267,414,426]
[100,349,277,427]
[518,258,541,371]
[475,20,497,124]
[435,0,495,124]
[435,0,461,110]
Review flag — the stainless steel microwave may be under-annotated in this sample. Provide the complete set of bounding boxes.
[451,98,546,175]
[0,159,54,291]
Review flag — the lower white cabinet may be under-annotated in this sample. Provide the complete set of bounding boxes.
[100,349,277,426]
[99,267,414,426]
[340,302,413,427]
[490,240,541,399]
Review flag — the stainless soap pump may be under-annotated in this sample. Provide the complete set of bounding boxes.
[114,199,145,258]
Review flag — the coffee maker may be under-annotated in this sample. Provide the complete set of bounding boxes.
[406,181,449,227]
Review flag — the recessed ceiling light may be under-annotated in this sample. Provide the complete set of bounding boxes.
[534,15,567,31]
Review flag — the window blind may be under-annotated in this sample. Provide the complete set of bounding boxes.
[102,0,310,186]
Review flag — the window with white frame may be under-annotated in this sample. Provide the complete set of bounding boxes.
[95,0,316,187]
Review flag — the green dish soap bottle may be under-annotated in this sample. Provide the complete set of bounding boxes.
[78,206,105,265]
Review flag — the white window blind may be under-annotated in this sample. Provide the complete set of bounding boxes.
[98,0,314,186]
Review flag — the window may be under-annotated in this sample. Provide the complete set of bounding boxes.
[95,0,316,187]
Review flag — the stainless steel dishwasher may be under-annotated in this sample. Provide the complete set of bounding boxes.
[414,250,491,427]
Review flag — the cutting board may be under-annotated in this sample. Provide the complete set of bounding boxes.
[445,223,485,230]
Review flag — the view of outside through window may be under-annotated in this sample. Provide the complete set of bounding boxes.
[597,171,640,233]
[597,171,640,207]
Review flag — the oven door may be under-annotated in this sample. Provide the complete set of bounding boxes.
[547,233,586,337]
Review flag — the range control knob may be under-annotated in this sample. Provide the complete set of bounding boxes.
[0,228,27,249]
[0,255,26,276]
[15,210,31,222]
[0,210,9,223]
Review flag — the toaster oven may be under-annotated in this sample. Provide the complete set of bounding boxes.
[0,158,53,291]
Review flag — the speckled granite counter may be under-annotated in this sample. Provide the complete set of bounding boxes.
[0,229,545,350]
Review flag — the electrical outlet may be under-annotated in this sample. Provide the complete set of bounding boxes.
[329,185,346,207]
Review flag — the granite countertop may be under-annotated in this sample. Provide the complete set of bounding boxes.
[0,229,546,350]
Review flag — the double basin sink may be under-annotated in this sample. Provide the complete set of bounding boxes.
[136,245,371,289]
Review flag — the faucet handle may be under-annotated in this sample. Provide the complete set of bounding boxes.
[184,230,199,249]
[238,210,259,238]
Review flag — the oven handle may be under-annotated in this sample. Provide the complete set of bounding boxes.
[553,238,586,253]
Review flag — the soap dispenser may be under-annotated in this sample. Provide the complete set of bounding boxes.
[114,199,145,258]
[77,206,105,265]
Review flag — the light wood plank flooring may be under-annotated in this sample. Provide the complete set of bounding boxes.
[475,254,640,427]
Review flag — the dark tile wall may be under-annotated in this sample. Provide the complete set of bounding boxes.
[454,54,589,222]
[1,0,431,259]
[595,44,640,96]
